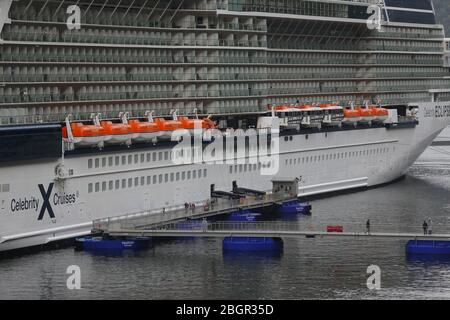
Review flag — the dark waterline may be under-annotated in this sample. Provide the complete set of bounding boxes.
[1,146,450,300]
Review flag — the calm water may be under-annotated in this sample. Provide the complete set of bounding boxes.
[1,145,450,300]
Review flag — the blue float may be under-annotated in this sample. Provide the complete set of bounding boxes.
[227,210,261,222]
[223,237,283,252]
[277,200,312,215]
[76,236,152,251]
[406,240,450,255]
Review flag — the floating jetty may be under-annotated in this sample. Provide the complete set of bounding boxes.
[223,237,283,252]
[76,236,151,251]
[406,240,450,255]
[276,200,312,215]
[227,210,261,222]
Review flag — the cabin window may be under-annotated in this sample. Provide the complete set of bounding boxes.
[176,172,180,181]
[95,158,100,168]
[152,153,157,161]
[153,175,157,184]
[158,174,163,183]
[128,178,132,188]
[109,181,113,190]
[147,153,151,162]
[229,166,233,174]
[198,169,202,178]
[115,156,120,166]
[108,157,113,167]
[141,176,145,186]
[134,177,139,187]
[115,180,120,189]
[122,156,126,165]
[170,173,174,182]
[121,179,126,189]
[203,169,207,177]
[158,152,163,161]
[141,154,145,163]
[102,158,106,167]
[164,174,169,182]
[193,170,197,179]
[128,155,132,164]
[134,154,139,164]
[187,171,191,179]
[88,183,93,193]
[182,172,186,180]
[164,152,169,160]
[88,159,93,169]
[95,182,100,192]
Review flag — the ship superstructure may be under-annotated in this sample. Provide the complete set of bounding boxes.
[0,0,450,251]
[0,0,449,123]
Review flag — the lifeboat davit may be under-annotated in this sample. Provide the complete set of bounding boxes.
[129,119,159,143]
[101,121,134,145]
[62,122,107,147]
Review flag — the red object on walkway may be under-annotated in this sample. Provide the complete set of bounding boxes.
[327,225,344,233]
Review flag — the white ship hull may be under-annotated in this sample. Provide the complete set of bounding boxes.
[1,102,450,252]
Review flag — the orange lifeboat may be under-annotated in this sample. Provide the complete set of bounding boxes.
[274,105,292,111]
[295,104,314,110]
[129,119,160,143]
[356,107,372,122]
[155,117,183,139]
[62,122,106,147]
[179,117,216,131]
[367,106,379,119]
[319,103,337,109]
[101,120,133,145]
[343,108,361,125]
[374,107,389,122]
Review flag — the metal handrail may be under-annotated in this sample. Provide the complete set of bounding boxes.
[93,192,295,232]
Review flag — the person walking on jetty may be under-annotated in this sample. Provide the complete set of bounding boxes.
[422,220,428,235]
[366,219,371,235]
[428,218,433,235]
[202,218,208,232]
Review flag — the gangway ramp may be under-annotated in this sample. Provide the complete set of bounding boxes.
[93,193,296,233]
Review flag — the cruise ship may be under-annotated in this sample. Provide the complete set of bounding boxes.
[1,0,450,251]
